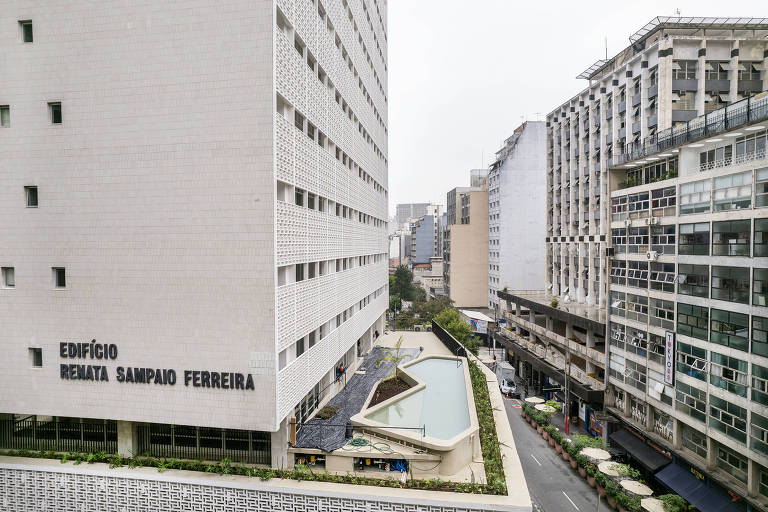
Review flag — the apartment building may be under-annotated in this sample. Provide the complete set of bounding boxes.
[444,178,488,307]
[499,17,768,511]
[0,0,388,469]
[409,205,444,264]
[487,121,547,310]
[395,202,430,227]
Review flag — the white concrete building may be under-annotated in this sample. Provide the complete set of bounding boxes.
[0,0,388,468]
[487,121,547,309]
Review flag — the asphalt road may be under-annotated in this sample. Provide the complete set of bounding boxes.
[504,398,601,512]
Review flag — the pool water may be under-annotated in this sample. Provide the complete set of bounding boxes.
[366,358,470,440]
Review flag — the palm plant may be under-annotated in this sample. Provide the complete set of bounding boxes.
[375,335,412,380]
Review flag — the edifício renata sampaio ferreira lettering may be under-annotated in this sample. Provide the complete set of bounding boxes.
[58,340,255,390]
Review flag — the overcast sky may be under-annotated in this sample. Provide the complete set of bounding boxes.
[386,0,766,213]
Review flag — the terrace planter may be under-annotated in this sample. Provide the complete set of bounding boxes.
[537,426,543,434]
[549,438,556,447]
[531,420,537,428]
[606,495,617,509]
[597,485,606,496]
[562,451,570,461]
[570,459,578,469]
[555,444,563,454]
[578,467,587,478]
[587,475,596,487]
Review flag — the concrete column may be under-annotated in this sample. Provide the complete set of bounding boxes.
[762,43,768,93]
[657,39,674,130]
[586,330,595,348]
[645,406,654,432]
[706,437,717,470]
[116,421,138,457]
[565,323,574,339]
[528,308,535,342]
[546,316,554,332]
[696,41,707,115]
[748,459,760,498]
[271,416,291,470]
[673,418,683,450]
[729,40,740,103]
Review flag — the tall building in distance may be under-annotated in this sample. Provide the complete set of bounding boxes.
[444,173,488,307]
[395,202,431,227]
[498,17,768,510]
[409,204,444,264]
[0,0,388,469]
[487,121,547,309]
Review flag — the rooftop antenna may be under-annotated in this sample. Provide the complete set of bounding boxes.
[481,149,484,168]
[534,112,542,121]
[674,8,681,17]
[605,36,608,60]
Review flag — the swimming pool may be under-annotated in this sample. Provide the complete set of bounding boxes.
[365,358,470,441]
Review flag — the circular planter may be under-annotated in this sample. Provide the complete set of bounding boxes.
[578,467,587,478]
[537,426,543,434]
[562,451,570,461]
[549,438,556,447]
[555,444,563,453]
[606,495,617,509]
[542,431,549,440]
[596,485,606,496]
[587,475,596,487]
[570,459,578,469]
[531,421,537,428]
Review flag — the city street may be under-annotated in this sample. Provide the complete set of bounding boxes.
[504,398,600,512]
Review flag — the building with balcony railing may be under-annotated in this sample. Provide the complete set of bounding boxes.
[605,98,768,510]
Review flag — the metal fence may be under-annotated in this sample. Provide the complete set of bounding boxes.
[431,321,468,358]
[0,417,117,453]
[136,424,271,464]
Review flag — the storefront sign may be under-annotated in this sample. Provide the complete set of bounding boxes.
[469,319,488,334]
[58,340,255,390]
[664,331,675,385]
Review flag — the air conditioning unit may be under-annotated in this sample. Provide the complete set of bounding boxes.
[624,219,632,227]
[646,250,659,261]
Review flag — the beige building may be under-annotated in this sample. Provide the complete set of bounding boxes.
[444,181,488,307]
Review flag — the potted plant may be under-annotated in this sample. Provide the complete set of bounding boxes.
[615,492,641,512]
[575,454,588,478]
[595,471,608,496]
[605,480,621,509]
[586,465,596,487]
[659,494,688,512]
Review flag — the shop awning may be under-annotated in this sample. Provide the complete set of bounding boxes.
[655,463,744,512]
[609,428,670,472]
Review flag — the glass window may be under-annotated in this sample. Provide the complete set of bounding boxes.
[750,411,768,456]
[651,225,675,254]
[710,308,749,352]
[49,102,62,124]
[678,222,709,255]
[609,352,625,382]
[735,130,768,158]
[705,61,728,80]
[651,186,676,216]
[715,443,748,482]
[650,297,674,330]
[673,60,697,80]
[679,180,711,215]
[753,363,768,406]
[611,196,627,221]
[0,105,9,127]
[610,323,625,350]
[648,333,666,365]
[711,266,750,304]
[755,316,768,357]
[700,145,734,170]
[626,293,648,323]
[709,352,748,397]
[626,360,647,392]
[676,380,707,422]
[650,262,675,293]
[627,261,648,289]
[713,171,752,211]
[709,396,747,444]
[682,425,708,458]
[677,303,708,340]
[755,268,768,307]
[677,342,708,381]
[610,260,626,286]
[756,218,768,257]
[628,192,649,218]
[626,328,648,358]
[1,267,14,288]
[20,20,33,43]
[712,220,750,256]
[678,264,709,297]
[628,227,649,253]
[756,168,768,208]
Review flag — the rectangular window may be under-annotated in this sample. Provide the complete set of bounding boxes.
[19,20,33,43]
[52,267,66,288]
[611,196,628,221]
[626,261,648,289]
[294,188,304,207]
[677,303,708,340]
[610,290,626,317]
[709,352,748,397]
[626,328,648,358]
[716,443,748,483]
[627,226,649,254]
[295,264,305,282]
[682,425,708,458]
[610,323,625,350]
[28,347,42,367]
[713,220,750,256]
[710,308,749,351]
[711,266,750,304]
[651,186,676,217]
[295,337,305,357]
[25,186,38,207]
[0,105,9,127]
[679,180,711,215]
[2,267,15,288]
[700,144,734,170]
[611,228,627,253]
[307,262,316,279]
[49,102,62,124]
[754,317,768,358]
[626,293,648,323]
[651,225,675,255]
[713,171,751,211]
[650,297,674,330]
[628,192,650,219]
[672,60,697,80]
[756,168,768,208]
[754,268,768,307]
[650,262,675,293]
[709,396,747,444]
[676,380,707,422]
[678,223,709,255]
[753,363,768,406]
[750,411,768,456]
[648,333,666,365]
[608,352,625,382]
[677,264,709,298]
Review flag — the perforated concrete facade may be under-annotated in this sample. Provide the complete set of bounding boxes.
[0,0,388,462]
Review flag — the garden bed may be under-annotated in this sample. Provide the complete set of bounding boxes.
[369,376,412,407]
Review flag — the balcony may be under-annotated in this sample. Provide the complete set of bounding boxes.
[739,79,763,93]
[705,79,730,93]
[632,93,641,107]
[606,109,613,120]
[618,101,627,114]
[699,147,767,172]
[632,120,641,134]
[648,84,658,99]
[647,114,657,128]
[671,109,697,122]
[672,78,698,91]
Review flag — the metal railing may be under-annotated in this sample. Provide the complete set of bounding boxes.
[613,93,768,166]
[0,417,117,453]
[699,147,768,172]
